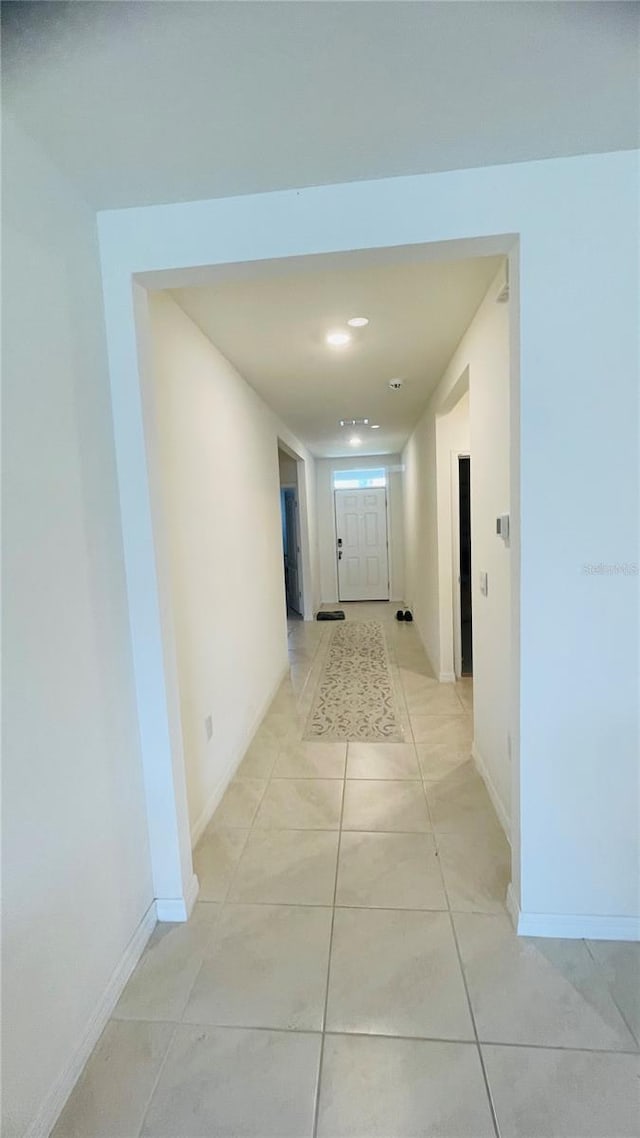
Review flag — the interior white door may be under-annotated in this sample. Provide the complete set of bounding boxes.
[335,487,390,601]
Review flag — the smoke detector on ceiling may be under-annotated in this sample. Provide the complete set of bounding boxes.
[388,378,404,390]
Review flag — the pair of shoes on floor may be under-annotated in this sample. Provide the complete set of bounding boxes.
[396,609,414,622]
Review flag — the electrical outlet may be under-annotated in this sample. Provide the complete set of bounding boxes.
[480,571,489,596]
[205,714,213,742]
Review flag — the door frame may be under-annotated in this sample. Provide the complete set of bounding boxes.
[277,438,312,622]
[331,462,400,601]
[334,485,390,602]
[451,450,470,679]
[98,206,522,932]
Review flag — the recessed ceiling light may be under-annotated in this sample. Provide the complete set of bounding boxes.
[347,316,369,328]
[326,330,351,347]
[349,435,362,446]
[371,424,381,429]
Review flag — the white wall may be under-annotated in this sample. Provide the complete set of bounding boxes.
[404,265,511,834]
[149,293,317,842]
[403,414,441,671]
[317,455,405,604]
[436,387,470,681]
[98,148,639,940]
[2,117,153,1138]
[404,380,472,679]
[468,274,511,830]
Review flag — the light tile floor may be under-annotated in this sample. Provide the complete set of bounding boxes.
[53,603,640,1138]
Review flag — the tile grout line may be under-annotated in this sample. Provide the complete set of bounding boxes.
[321,1028,640,1055]
[402,637,497,1138]
[311,740,348,1138]
[200,898,509,919]
[404,636,494,1135]
[217,818,496,838]
[134,1020,180,1138]
[447,910,502,1138]
[114,1016,640,1058]
[583,939,640,1051]
[411,670,501,1138]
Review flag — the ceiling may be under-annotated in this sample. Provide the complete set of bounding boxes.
[3,2,637,210]
[171,248,503,457]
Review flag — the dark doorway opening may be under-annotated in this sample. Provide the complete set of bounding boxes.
[459,456,473,676]
[280,487,302,618]
[278,446,304,619]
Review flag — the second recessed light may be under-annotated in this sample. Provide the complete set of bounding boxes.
[347,316,369,328]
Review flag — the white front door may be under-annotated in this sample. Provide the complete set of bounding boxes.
[335,487,390,601]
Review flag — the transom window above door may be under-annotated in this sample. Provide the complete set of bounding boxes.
[333,468,386,490]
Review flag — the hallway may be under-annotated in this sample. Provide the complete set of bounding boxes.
[53,606,639,1138]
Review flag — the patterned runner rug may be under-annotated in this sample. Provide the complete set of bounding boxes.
[304,620,405,742]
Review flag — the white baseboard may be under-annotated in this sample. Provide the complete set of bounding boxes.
[471,740,511,842]
[155,872,200,922]
[26,901,157,1138]
[507,888,640,941]
[439,671,456,683]
[189,661,289,848]
[190,770,233,849]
